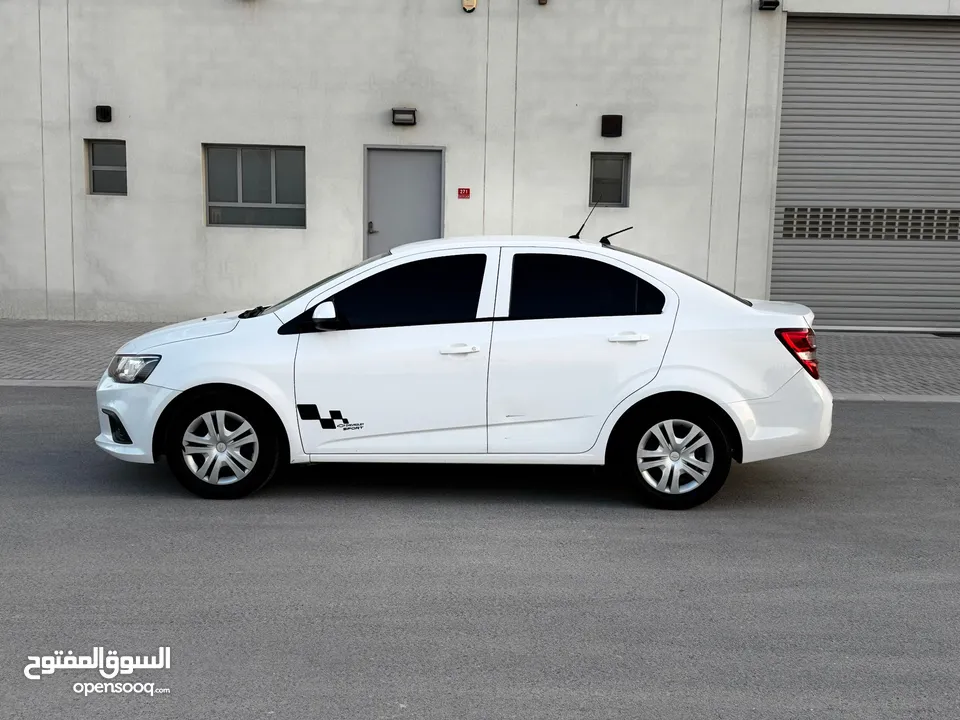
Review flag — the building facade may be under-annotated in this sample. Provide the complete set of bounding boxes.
[1,0,958,329]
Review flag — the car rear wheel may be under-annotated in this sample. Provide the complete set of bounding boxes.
[613,407,732,509]
[164,394,281,499]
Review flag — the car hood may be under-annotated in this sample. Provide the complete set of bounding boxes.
[117,311,244,354]
[747,299,816,327]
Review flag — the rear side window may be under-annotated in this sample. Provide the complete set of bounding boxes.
[332,254,487,329]
[508,253,665,321]
[608,244,753,307]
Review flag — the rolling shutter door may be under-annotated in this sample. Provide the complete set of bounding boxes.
[772,16,960,330]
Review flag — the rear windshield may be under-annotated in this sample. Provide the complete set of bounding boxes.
[607,245,754,307]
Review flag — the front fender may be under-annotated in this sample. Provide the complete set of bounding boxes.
[143,317,305,462]
[163,363,304,463]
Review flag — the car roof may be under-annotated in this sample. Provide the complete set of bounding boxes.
[388,235,601,256]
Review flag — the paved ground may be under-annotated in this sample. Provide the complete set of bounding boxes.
[1,319,960,398]
[818,331,960,399]
[0,320,159,384]
[1,388,958,719]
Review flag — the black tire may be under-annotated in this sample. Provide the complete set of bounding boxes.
[163,392,282,499]
[611,405,732,510]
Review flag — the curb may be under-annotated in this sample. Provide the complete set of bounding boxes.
[1,380,959,403]
[0,379,97,388]
[833,393,960,403]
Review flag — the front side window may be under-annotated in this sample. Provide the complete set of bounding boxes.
[206,145,306,228]
[332,254,488,330]
[508,253,665,321]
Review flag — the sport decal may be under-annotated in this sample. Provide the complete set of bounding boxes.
[297,405,365,431]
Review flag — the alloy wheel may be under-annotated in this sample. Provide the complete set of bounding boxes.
[636,419,715,495]
[181,410,260,486]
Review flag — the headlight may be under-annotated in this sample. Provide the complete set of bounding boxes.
[107,355,161,383]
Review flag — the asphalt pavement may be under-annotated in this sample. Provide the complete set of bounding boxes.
[1,387,958,719]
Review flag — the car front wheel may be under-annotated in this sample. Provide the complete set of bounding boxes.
[164,394,281,499]
[614,408,732,510]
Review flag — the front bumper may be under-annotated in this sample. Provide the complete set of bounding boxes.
[95,373,180,464]
[728,370,833,465]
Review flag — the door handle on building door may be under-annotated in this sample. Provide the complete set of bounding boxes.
[439,344,480,355]
[367,221,379,234]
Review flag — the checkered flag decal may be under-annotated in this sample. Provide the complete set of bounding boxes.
[319,410,348,429]
[297,405,351,429]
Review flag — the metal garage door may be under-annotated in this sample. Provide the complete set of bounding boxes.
[772,16,960,330]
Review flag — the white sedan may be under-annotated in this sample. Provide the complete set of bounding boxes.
[95,235,832,509]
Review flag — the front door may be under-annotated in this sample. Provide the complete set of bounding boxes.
[365,148,443,257]
[487,249,678,454]
[294,248,499,455]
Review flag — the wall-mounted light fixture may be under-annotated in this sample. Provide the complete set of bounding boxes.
[391,107,417,126]
[462,0,477,12]
[538,0,548,5]
[758,0,780,9]
[95,105,112,123]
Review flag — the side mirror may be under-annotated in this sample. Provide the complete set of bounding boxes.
[311,301,337,328]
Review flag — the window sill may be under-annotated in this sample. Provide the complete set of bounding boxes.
[206,224,307,230]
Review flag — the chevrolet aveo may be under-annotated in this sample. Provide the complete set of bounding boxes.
[95,236,832,509]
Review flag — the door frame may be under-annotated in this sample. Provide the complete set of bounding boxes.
[362,145,446,259]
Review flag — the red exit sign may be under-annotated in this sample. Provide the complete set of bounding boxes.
[458,187,471,199]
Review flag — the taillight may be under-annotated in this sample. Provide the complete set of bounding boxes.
[776,328,820,380]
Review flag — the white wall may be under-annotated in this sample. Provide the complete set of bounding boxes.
[0,0,786,321]
[510,0,783,301]
[0,1,46,318]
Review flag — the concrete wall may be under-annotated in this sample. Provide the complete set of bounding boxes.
[1,0,788,321]
[0,1,46,318]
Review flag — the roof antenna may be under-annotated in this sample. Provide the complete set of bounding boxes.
[599,226,634,246]
[569,199,601,239]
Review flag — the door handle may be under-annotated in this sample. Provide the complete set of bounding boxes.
[608,333,650,343]
[367,221,379,235]
[440,343,480,355]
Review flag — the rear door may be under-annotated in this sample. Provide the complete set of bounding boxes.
[487,248,678,454]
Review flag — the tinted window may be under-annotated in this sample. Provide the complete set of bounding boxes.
[333,255,487,329]
[509,253,664,320]
[607,244,753,307]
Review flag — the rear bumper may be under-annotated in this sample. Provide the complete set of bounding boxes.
[95,373,180,464]
[728,370,833,464]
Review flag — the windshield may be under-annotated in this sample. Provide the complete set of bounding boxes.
[607,244,754,307]
[265,252,388,315]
